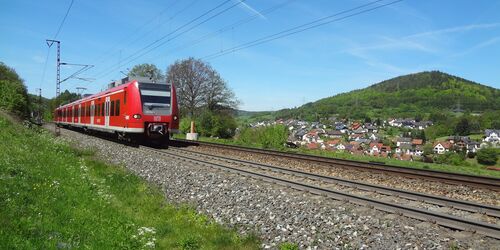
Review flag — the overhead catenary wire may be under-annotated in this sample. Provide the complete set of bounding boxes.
[92,0,238,80]
[144,0,295,62]
[39,0,75,90]
[91,0,188,64]
[54,0,75,39]
[202,0,403,60]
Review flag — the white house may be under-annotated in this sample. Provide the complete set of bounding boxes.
[433,141,451,154]
[484,129,500,145]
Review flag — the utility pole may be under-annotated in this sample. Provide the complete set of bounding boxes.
[46,39,61,136]
[35,88,42,124]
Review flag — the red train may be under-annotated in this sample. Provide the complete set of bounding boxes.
[54,77,179,144]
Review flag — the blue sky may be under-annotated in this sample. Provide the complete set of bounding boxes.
[1,0,499,111]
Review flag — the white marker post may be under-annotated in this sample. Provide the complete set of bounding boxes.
[186,121,199,140]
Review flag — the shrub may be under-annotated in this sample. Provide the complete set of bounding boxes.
[476,148,498,165]
[196,111,237,139]
[434,152,467,166]
[236,125,288,149]
[179,118,192,133]
[0,62,30,116]
[467,151,476,159]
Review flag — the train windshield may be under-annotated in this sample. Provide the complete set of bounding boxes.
[138,82,171,115]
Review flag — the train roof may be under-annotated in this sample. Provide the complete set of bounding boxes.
[56,77,167,109]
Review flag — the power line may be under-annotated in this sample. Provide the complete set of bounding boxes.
[203,0,403,60]
[54,0,75,39]
[147,0,295,61]
[92,0,241,80]
[39,0,74,91]
[91,0,188,64]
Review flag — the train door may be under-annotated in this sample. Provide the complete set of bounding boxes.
[78,104,81,123]
[90,101,95,125]
[105,96,110,128]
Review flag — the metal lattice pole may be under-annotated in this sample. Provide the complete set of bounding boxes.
[47,39,61,136]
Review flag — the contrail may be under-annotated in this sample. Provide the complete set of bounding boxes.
[237,0,266,19]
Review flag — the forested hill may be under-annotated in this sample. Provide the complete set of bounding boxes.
[274,71,500,120]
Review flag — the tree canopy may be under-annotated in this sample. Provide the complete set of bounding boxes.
[0,62,30,117]
[166,57,239,117]
[128,63,164,82]
[274,71,500,121]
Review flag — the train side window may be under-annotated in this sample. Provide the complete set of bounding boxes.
[101,103,105,116]
[116,100,120,116]
[111,101,115,116]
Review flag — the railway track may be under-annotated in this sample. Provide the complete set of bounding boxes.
[172,139,500,191]
[141,146,500,239]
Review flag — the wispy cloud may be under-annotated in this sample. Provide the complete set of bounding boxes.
[406,23,500,39]
[453,36,500,57]
[235,0,266,19]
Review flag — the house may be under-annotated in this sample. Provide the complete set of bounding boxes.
[414,121,432,130]
[395,144,412,155]
[411,139,423,146]
[307,142,319,150]
[293,129,308,141]
[369,142,383,155]
[326,130,344,138]
[349,133,364,141]
[336,143,347,151]
[335,123,349,133]
[396,137,412,147]
[466,141,480,154]
[364,124,378,133]
[413,145,424,156]
[368,133,380,141]
[326,139,341,147]
[351,122,361,130]
[303,132,321,143]
[484,129,500,145]
[433,141,452,154]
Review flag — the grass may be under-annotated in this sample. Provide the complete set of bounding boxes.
[0,116,260,249]
[174,132,500,178]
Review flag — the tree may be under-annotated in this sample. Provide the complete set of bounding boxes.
[166,57,238,117]
[0,62,30,117]
[128,63,164,82]
[454,117,470,136]
[476,148,498,165]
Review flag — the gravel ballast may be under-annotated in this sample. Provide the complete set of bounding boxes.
[187,146,500,207]
[52,127,500,249]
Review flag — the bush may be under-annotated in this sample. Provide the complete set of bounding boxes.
[196,111,237,139]
[476,148,498,165]
[0,62,30,116]
[236,125,288,149]
[434,152,467,166]
[179,118,192,134]
[467,151,476,159]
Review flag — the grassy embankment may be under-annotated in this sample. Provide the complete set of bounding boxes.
[174,133,500,178]
[0,116,260,249]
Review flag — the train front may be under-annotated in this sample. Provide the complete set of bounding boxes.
[136,80,179,141]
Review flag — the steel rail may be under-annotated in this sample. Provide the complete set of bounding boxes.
[169,147,500,218]
[141,146,500,240]
[172,139,500,191]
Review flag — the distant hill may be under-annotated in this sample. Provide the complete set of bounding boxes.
[271,71,500,121]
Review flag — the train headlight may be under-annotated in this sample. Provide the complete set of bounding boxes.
[173,115,178,120]
[133,114,142,119]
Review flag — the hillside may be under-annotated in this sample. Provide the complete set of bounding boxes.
[272,71,500,120]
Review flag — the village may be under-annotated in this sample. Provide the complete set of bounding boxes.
[249,118,500,162]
